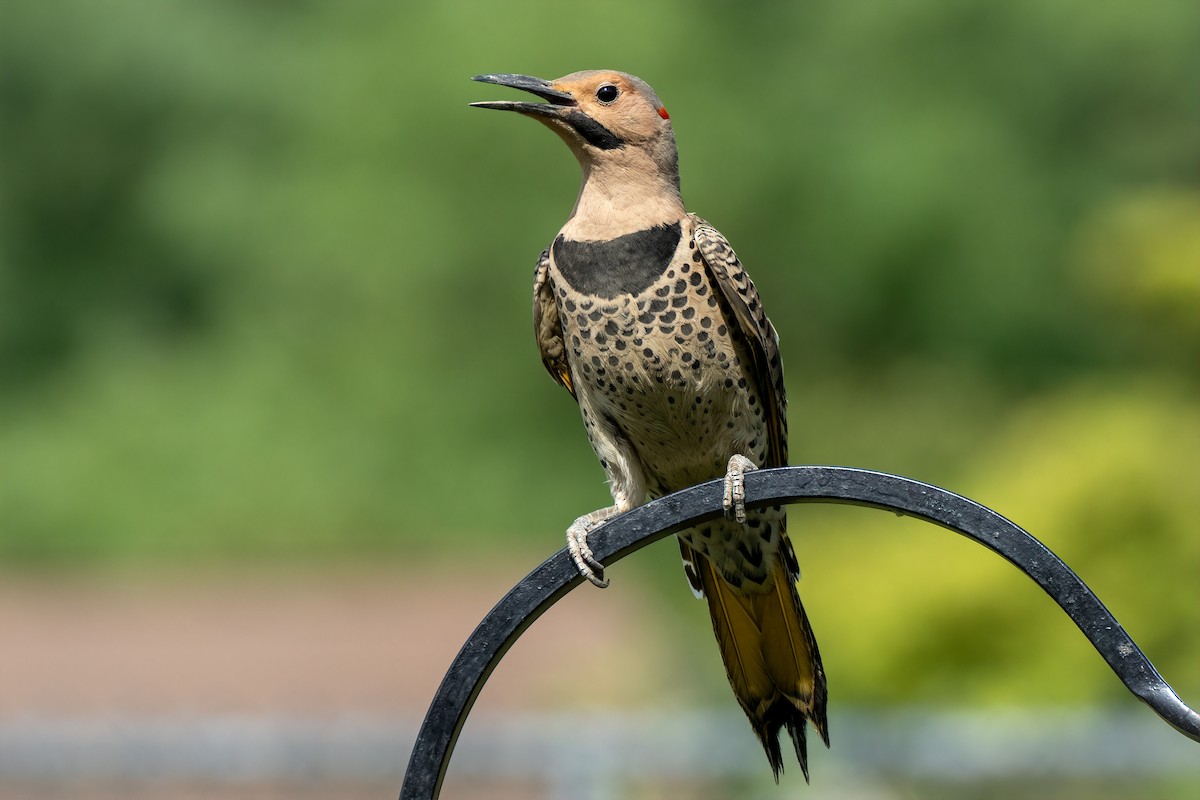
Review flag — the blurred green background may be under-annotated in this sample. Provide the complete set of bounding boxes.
[1,0,1197,795]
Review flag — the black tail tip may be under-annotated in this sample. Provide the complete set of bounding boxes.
[755,703,828,784]
[762,735,786,784]
[785,717,811,783]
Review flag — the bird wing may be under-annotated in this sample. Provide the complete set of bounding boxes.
[533,247,575,398]
[691,215,788,466]
[689,220,827,776]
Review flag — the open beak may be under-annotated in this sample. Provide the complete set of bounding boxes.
[470,73,576,117]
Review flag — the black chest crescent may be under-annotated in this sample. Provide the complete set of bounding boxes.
[553,222,682,299]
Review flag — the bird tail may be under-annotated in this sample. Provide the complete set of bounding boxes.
[689,543,829,782]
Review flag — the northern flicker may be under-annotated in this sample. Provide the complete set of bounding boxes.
[472,70,829,781]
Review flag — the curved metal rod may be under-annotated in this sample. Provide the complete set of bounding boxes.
[400,466,1199,800]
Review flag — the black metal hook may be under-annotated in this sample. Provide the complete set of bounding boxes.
[400,466,1199,800]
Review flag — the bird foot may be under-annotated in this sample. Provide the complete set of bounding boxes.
[566,507,618,588]
[723,454,758,524]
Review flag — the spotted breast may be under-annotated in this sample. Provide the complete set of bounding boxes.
[543,214,782,587]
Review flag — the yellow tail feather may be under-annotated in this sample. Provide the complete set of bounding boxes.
[693,551,828,782]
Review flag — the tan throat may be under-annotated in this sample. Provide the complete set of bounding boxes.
[560,153,686,241]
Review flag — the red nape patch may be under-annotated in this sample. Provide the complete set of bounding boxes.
[658,106,670,120]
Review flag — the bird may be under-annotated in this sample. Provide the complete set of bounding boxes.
[471,70,828,781]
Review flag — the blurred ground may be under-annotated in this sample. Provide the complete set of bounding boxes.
[0,562,671,716]
[3,565,1197,800]
[0,562,677,799]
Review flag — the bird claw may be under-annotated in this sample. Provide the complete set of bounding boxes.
[723,454,758,524]
[566,511,615,588]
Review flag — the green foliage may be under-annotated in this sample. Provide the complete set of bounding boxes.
[0,0,1196,706]
[801,379,1199,707]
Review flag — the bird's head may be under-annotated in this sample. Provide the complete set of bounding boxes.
[471,70,680,194]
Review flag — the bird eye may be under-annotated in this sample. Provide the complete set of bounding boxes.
[596,84,620,104]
